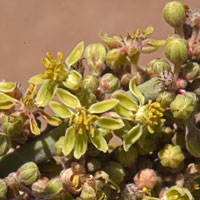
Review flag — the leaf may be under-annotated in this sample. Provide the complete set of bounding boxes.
[49,101,72,118]
[89,129,108,153]
[28,73,45,84]
[123,124,143,151]
[0,82,16,92]
[56,88,81,108]
[29,114,40,136]
[36,79,57,107]
[89,99,119,114]
[129,78,144,106]
[113,93,137,111]
[114,103,134,119]
[39,110,62,126]
[62,127,75,156]
[65,41,84,69]
[97,117,124,130]
[74,131,88,159]
[62,70,82,90]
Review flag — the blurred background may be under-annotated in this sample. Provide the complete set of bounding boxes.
[0,0,199,87]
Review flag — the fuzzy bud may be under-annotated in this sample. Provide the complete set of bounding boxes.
[100,73,120,93]
[32,177,49,194]
[86,158,101,173]
[182,62,200,81]
[156,91,175,108]
[112,146,138,168]
[170,94,195,119]
[0,179,7,200]
[82,75,99,92]
[163,1,186,28]
[0,133,11,156]
[158,144,184,168]
[134,168,158,190]
[165,37,189,64]
[17,162,40,185]
[44,178,63,194]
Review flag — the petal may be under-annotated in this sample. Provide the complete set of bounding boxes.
[0,101,14,110]
[28,73,45,84]
[0,82,16,92]
[89,99,119,114]
[65,41,84,69]
[74,131,88,159]
[113,93,137,111]
[123,124,143,151]
[49,101,72,118]
[89,129,108,153]
[36,79,57,107]
[62,70,82,90]
[114,103,133,119]
[29,114,40,136]
[62,127,75,156]
[56,88,81,108]
[0,92,17,110]
[39,110,62,126]
[129,78,144,106]
[97,117,124,130]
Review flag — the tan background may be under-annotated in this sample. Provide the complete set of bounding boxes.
[0,0,199,88]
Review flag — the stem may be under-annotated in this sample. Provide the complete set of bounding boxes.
[189,25,200,48]
[130,54,139,74]
[174,63,182,81]
[0,123,68,178]
[174,24,184,38]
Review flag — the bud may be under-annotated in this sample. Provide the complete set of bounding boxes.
[17,162,40,185]
[176,78,188,89]
[182,62,200,81]
[193,44,200,61]
[156,91,175,108]
[54,136,64,156]
[32,177,49,194]
[82,75,99,92]
[84,43,106,75]
[103,161,125,184]
[0,179,7,200]
[44,178,63,194]
[2,113,24,137]
[134,169,158,190]
[170,94,195,119]
[86,158,101,172]
[112,146,138,168]
[147,58,171,76]
[166,185,194,200]
[76,90,96,108]
[158,144,184,168]
[121,73,132,87]
[165,37,189,65]
[0,133,11,156]
[100,73,120,93]
[163,1,186,28]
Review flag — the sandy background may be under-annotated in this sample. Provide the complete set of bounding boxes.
[0,0,199,87]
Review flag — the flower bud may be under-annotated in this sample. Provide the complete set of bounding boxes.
[134,169,158,190]
[158,144,184,168]
[84,43,106,75]
[17,162,40,185]
[100,73,120,93]
[76,90,96,108]
[147,58,171,76]
[103,161,125,184]
[82,75,99,92]
[176,78,188,89]
[0,133,11,156]
[44,178,63,194]
[31,177,49,194]
[156,91,175,108]
[0,179,7,200]
[165,37,189,64]
[2,113,24,137]
[54,136,64,156]
[182,62,200,81]
[120,73,132,87]
[170,94,195,119]
[86,158,101,173]
[163,1,186,28]
[193,44,200,61]
[166,185,194,200]
[112,146,138,168]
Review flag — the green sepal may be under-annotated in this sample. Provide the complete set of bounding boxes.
[62,127,75,156]
[39,111,62,126]
[0,82,16,92]
[29,116,40,136]
[28,73,45,84]
[49,101,72,118]
[97,117,124,130]
[65,41,84,69]
[142,40,166,53]
[89,129,108,153]
[129,78,144,105]
[62,70,82,90]
[36,79,57,107]
[113,93,137,111]
[89,99,119,114]
[123,124,143,151]
[74,130,88,159]
[56,88,81,108]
